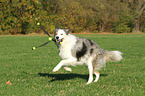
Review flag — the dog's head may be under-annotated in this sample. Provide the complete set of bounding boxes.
[54,28,70,44]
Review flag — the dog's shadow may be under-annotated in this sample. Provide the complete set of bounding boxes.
[38,73,107,82]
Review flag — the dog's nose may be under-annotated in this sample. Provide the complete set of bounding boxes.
[56,36,59,39]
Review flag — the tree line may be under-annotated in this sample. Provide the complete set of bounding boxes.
[0,0,145,34]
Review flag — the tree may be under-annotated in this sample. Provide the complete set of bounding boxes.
[132,0,145,33]
[124,0,145,33]
[0,0,145,34]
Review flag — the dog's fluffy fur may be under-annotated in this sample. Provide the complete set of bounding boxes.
[52,28,122,84]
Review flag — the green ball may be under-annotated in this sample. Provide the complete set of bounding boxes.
[37,22,40,26]
[32,47,36,50]
[48,37,52,41]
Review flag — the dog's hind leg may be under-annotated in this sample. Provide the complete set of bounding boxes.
[86,57,94,84]
[93,54,105,82]
[94,71,100,82]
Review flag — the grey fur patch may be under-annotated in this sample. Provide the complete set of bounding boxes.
[90,48,94,54]
[76,42,87,61]
[64,28,70,35]
[71,37,103,60]
[88,39,94,46]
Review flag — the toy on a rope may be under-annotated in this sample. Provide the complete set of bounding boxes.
[32,22,61,50]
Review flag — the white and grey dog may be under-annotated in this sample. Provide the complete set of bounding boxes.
[52,28,122,84]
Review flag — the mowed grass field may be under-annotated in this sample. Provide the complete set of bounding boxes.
[0,34,144,96]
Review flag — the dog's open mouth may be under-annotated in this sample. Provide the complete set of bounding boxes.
[56,38,64,43]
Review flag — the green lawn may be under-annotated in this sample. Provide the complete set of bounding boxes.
[0,34,144,96]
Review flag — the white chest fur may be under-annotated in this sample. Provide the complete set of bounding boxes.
[59,34,77,59]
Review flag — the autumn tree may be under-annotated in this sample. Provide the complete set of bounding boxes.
[0,0,145,34]
[122,0,145,33]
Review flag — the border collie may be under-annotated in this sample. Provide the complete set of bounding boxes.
[52,28,122,84]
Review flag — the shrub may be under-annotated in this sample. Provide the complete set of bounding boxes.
[114,23,130,33]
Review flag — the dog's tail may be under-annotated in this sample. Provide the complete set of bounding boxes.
[104,51,123,62]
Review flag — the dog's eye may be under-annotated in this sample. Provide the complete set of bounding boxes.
[61,34,63,35]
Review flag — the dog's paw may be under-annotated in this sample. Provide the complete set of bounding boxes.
[52,64,62,72]
[63,67,72,72]
[52,68,59,72]
[52,69,58,72]
[86,80,93,85]
[86,76,93,85]
[52,70,57,72]
[86,82,92,85]
[94,78,99,82]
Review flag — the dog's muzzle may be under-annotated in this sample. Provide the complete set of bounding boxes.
[55,36,63,43]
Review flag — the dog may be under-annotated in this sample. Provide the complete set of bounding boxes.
[52,28,122,84]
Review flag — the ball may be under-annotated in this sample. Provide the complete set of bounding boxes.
[32,47,36,50]
[48,37,52,41]
[37,22,40,26]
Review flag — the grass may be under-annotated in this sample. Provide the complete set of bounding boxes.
[0,34,144,96]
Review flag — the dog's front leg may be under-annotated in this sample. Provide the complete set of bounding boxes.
[52,61,63,72]
[53,58,76,72]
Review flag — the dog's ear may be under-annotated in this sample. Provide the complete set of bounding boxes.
[56,27,61,30]
[54,28,59,36]
[65,28,70,35]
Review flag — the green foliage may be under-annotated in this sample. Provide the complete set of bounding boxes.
[0,0,145,34]
[0,34,145,95]
[114,23,130,33]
